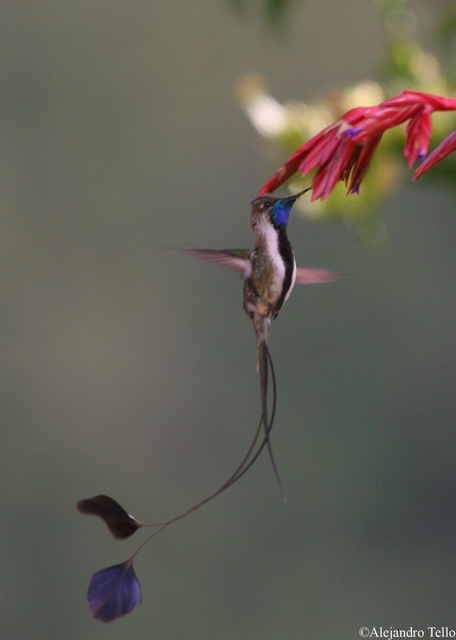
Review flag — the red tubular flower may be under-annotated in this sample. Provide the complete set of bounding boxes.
[257,91,456,201]
[258,107,377,200]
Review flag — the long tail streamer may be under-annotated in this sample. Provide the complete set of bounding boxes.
[137,342,279,544]
[259,339,286,501]
[78,344,281,622]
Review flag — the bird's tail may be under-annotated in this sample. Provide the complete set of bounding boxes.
[258,338,286,501]
[146,339,283,528]
[90,361,279,535]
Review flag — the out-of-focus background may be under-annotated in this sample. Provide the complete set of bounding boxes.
[2,1,456,638]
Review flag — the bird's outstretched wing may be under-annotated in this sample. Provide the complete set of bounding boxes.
[178,248,252,278]
[295,267,346,285]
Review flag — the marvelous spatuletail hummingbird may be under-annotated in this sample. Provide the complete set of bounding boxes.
[77,188,345,622]
[181,188,344,499]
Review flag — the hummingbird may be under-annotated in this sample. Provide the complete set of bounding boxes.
[77,189,345,622]
[181,188,344,499]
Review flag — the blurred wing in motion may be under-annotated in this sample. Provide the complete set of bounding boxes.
[295,267,346,285]
[177,248,252,278]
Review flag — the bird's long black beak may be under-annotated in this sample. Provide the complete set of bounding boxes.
[281,186,312,202]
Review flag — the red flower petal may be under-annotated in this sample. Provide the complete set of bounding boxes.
[346,134,382,194]
[382,91,456,111]
[404,108,432,167]
[310,136,356,201]
[413,130,456,179]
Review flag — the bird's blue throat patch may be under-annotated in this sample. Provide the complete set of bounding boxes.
[271,199,294,227]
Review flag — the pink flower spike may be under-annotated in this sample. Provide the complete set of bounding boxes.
[258,91,456,198]
[413,130,456,179]
[256,108,375,197]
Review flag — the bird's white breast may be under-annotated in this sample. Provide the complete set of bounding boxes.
[259,222,296,305]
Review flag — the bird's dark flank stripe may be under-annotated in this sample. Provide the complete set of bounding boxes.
[274,225,295,313]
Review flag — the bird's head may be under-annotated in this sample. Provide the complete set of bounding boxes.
[250,188,310,230]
